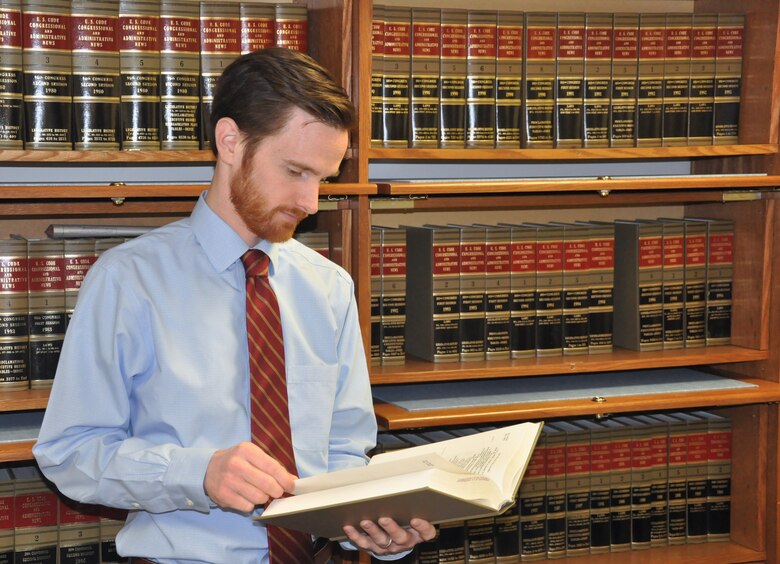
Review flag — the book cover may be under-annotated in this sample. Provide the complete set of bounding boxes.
[405,225,460,363]
[647,413,688,544]
[274,3,307,52]
[63,238,96,327]
[239,2,274,54]
[465,10,497,148]
[636,13,665,147]
[610,13,639,147]
[713,13,743,144]
[552,222,589,356]
[494,503,519,563]
[522,12,556,148]
[613,220,663,351]
[449,224,487,361]
[370,227,381,364]
[572,420,610,554]
[554,12,585,149]
[0,239,29,390]
[543,424,566,559]
[576,221,614,354]
[0,469,12,561]
[11,466,58,563]
[438,520,466,564]
[378,226,406,365]
[480,224,511,360]
[583,12,612,148]
[659,219,685,349]
[160,0,200,150]
[25,238,66,389]
[669,411,709,543]
[71,0,120,151]
[598,419,631,552]
[689,13,717,145]
[258,423,543,541]
[465,516,496,563]
[410,7,440,148]
[692,217,734,345]
[382,6,411,148]
[633,414,670,548]
[0,0,23,148]
[118,0,160,150]
[199,1,240,150]
[500,223,536,359]
[662,13,692,147]
[518,430,546,561]
[613,416,652,550]
[439,8,467,147]
[495,10,522,148]
[530,223,564,357]
[549,421,590,557]
[22,0,72,149]
[98,507,127,563]
[58,497,101,564]
[691,410,731,541]
[370,5,385,148]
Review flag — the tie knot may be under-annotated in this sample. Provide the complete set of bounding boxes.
[241,249,269,278]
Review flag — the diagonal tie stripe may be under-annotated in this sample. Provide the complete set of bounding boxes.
[241,249,314,564]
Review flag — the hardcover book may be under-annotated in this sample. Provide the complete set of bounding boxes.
[554,12,585,149]
[529,223,564,357]
[576,220,614,354]
[466,516,496,563]
[662,13,692,146]
[583,12,612,148]
[63,238,97,326]
[118,0,160,150]
[647,413,688,544]
[274,3,307,52]
[690,217,733,345]
[22,0,72,149]
[438,520,466,563]
[382,6,411,148]
[689,13,717,145]
[258,423,543,541]
[494,503,519,563]
[691,410,731,541]
[522,12,556,148]
[410,7,440,148]
[239,2,274,54]
[378,226,407,365]
[0,0,23,148]
[599,419,631,552]
[713,13,743,144]
[438,8,467,147]
[543,425,566,559]
[552,222,589,356]
[633,414,670,548]
[659,219,685,349]
[636,13,665,147]
[501,223,536,359]
[480,224,511,360]
[610,13,639,147]
[495,10,523,148]
[465,10,497,148]
[370,228,381,364]
[572,420,611,554]
[669,411,709,543]
[370,4,385,147]
[0,469,12,561]
[612,416,653,550]
[160,0,200,150]
[449,224,487,361]
[12,466,58,563]
[98,507,128,563]
[58,497,101,564]
[518,430,546,561]
[0,238,29,390]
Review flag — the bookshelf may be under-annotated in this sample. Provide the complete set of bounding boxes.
[0,0,778,561]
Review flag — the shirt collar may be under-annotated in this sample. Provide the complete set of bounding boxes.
[191,190,281,274]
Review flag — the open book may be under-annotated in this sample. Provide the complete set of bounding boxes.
[257,422,543,540]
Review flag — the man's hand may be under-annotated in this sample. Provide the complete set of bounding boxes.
[204,442,296,513]
[343,517,437,556]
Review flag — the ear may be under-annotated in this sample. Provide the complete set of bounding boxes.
[214,117,242,167]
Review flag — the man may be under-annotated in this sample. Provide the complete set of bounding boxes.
[33,48,435,563]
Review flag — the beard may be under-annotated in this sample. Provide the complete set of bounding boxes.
[229,158,308,243]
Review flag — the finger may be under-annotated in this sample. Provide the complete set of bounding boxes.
[243,443,297,492]
[342,525,375,552]
[410,518,438,541]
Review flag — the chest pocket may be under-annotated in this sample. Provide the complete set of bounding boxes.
[287,364,338,455]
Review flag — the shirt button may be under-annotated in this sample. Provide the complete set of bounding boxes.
[186,499,194,507]
[132,502,140,508]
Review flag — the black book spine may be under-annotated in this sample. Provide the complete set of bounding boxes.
[494,506,519,562]
[555,13,585,148]
[583,13,612,148]
[466,517,496,562]
[0,0,24,148]
[545,430,566,559]
[661,221,685,349]
[454,225,486,361]
[702,218,734,345]
[410,8,440,148]
[382,6,411,148]
[523,12,556,148]
[534,226,563,356]
[662,14,692,147]
[713,14,743,144]
[484,225,511,360]
[636,13,664,147]
[558,224,589,355]
[379,227,407,364]
[689,14,717,145]
[439,9,467,147]
[465,10,497,148]
[518,442,547,560]
[610,14,638,147]
[370,229,381,364]
[437,520,466,563]
[370,5,385,147]
[495,10,522,148]
[507,225,536,359]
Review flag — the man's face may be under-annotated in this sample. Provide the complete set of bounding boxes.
[230,107,349,243]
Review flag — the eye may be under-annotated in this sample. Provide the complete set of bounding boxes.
[287,168,303,177]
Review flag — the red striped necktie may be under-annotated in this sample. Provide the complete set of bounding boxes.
[241,249,314,563]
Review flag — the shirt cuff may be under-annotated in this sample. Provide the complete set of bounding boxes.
[164,447,217,512]
[338,541,412,561]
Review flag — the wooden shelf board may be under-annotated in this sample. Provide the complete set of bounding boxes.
[0,149,217,163]
[551,541,763,564]
[370,345,768,384]
[0,440,35,463]
[368,144,778,161]
[0,388,49,412]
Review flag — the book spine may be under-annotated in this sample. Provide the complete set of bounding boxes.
[688,14,717,145]
[455,225,486,361]
[239,2,273,54]
[645,418,670,547]
[160,0,201,150]
[71,0,120,151]
[703,218,734,345]
[507,224,536,359]
[583,13,612,148]
[118,0,160,150]
[625,420,652,549]
[661,221,685,349]
[439,8,467,147]
[382,6,411,148]
[98,507,127,563]
[370,228,381,364]
[556,422,591,557]
[610,13,638,147]
[274,3,307,52]
[494,504,519,563]
[682,220,707,347]
[683,415,709,543]
[495,10,522,148]
[664,417,688,544]
[26,239,66,389]
[662,14,692,147]
[584,222,614,353]
[58,497,101,564]
[198,1,240,150]
[410,7,440,148]
[0,239,29,390]
[713,13,743,144]
[437,519,466,563]
[370,4,385,147]
[535,226,563,357]
[465,10,497,148]
[416,530,440,564]
[702,412,731,541]
[379,227,407,364]
[12,469,58,563]
[636,13,665,147]
[63,238,96,327]
[0,0,24,148]
[585,423,611,553]
[559,224,589,355]
[522,12,556,148]
[465,516,496,563]
[518,433,546,561]
[555,12,585,148]
[606,422,632,551]
[0,470,12,560]
[22,0,72,149]
[483,225,511,360]
[544,428,566,559]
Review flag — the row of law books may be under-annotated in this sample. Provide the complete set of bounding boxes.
[0,229,329,390]
[0,465,128,563]
[372,6,744,149]
[372,410,731,562]
[371,217,733,364]
[0,0,307,151]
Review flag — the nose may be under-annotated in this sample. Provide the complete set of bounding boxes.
[299,180,320,216]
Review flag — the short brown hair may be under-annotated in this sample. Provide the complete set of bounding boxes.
[208,47,355,157]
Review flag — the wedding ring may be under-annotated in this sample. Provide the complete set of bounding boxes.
[383,538,393,549]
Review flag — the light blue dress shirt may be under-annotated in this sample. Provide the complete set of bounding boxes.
[33,192,379,563]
